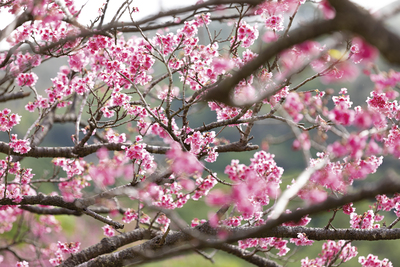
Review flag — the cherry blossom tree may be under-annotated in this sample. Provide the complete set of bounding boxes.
[2,0,400,266]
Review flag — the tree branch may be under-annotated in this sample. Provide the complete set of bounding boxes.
[61,228,160,267]
[0,91,31,103]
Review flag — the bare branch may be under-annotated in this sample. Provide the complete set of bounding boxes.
[0,91,31,103]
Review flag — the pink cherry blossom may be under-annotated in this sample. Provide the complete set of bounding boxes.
[0,108,21,132]
[166,141,203,176]
[351,37,378,64]
[234,21,259,48]
[191,218,207,227]
[16,261,29,267]
[16,72,38,87]
[102,224,115,237]
[9,134,31,154]
[359,254,393,267]
[265,14,284,31]
[290,233,314,246]
[319,0,335,19]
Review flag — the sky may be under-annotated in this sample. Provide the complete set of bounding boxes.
[0,0,398,48]
[1,0,398,28]
[352,0,397,10]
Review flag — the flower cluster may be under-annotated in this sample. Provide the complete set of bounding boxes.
[359,254,393,267]
[89,148,133,187]
[290,233,314,246]
[102,224,115,237]
[122,209,138,224]
[9,134,31,154]
[223,151,283,218]
[166,141,203,176]
[265,14,284,31]
[239,237,290,257]
[16,72,38,87]
[125,136,155,174]
[208,102,253,125]
[0,108,21,132]
[192,175,218,200]
[301,240,358,266]
[234,21,259,48]
[350,210,379,229]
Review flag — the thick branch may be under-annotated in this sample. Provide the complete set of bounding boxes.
[0,91,31,103]
[226,170,400,243]
[0,140,257,158]
[64,222,400,266]
[0,141,168,158]
[0,193,77,209]
[218,243,282,267]
[61,228,160,267]
[68,171,400,266]
[251,226,400,241]
[328,0,400,64]
[19,205,126,216]
[19,205,82,215]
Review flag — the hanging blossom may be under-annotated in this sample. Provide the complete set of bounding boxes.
[31,215,62,236]
[367,91,397,119]
[284,92,305,123]
[191,218,207,227]
[57,241,81,254]
[104,128,127,143]
[58,175,91,202]
[70,73,95,95]
[307,152,382,198]
[152,182,191,210]
[156,214,171,232]
[370,70,400,91]
[53,157,87,179]
[52,157,91,200]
